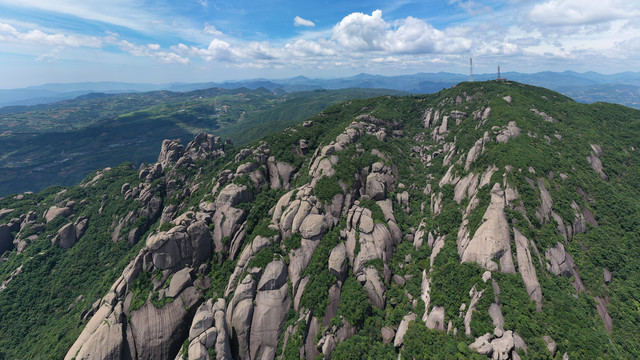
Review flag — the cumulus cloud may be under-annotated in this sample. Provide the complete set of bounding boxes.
[331,10,471,54]
[528,0,640,26]
[173,39,241,62]
[294,16,315,27]
[206,39,242,62]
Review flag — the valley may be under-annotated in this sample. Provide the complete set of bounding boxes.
[0,87,404,196]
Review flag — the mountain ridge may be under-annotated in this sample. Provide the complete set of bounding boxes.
[0,81,639,359]
[3,71,640,109]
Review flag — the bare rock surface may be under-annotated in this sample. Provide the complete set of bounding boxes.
[461,183,515,273]
[299,214,328,240]
[53,223,77,249]
[595,296,613,333]
[496,121,521,143]
[328,243,348,281]
[44,205,73,223]
[158,139,185,169]
[426,306,445,332]
[360,267,386,309]
[513,228,542,310]
[545,243,575,277]
[73,322,124,360]
[470,333,493,355]
[249,260,290,360]
[394,313,417,347]
[543,335,557,356]
[130,286,201,360]
[227,274,257,359]
[491,330,514,360]
[167,267,192,298]
[536,178,553,223]
[586,145,608,181]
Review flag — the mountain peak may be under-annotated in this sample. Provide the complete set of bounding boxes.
[1,81,640,359]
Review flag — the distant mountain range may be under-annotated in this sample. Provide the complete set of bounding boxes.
[2,71,640,109]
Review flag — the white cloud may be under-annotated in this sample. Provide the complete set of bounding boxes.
[294,16,315,27]
[173,39,241,62]
[244,41,280,60]
[206,39,242,62]
[204,24,223,36]
[331,10,387,51]
[0,22,101,47]
[36,48,60,62]
[528,0,640,26]
[331,10,471,54]
[284,39,335,57]
[115,39,189,64]
[0,0,155,33]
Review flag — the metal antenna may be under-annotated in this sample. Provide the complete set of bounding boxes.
[469,58,473,82]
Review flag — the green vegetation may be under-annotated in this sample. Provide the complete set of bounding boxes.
[299,228,340,318]
[0,163,153,359]
[338,276,371,328]
[0,87,403,196]
[1,80,640,359]
[314,175,343,202]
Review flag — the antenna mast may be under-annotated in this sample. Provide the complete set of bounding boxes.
[469,58,473,82]
[497,66,501,81]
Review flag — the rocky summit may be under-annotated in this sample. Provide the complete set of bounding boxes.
[1,81,640,359]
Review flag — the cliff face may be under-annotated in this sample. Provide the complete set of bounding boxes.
[2,81,640,359]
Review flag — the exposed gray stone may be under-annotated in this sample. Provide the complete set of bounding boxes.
[361,267,386,310]
[426,306,446,332]
[299,214,328,240]
[513,228,542,310]
[328,243,348,281]
[73,322,124,360]
[470,333,493,355]
[461,184,515,273]
[394,313,417,347]
[381,326,395,344]
[491,330,514,360]
[249,260,290,360]
[53,223,77,249]
[542,335,557,356]
[129,286,202,360]
[167,267,192,298]
[189,300,214,341]
[44,206,73,223]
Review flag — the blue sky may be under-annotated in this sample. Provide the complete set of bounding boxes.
[0,0,639,88]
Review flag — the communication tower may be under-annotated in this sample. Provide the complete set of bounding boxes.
[469,58,473,82]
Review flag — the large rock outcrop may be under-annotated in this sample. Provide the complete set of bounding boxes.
[460,183,516,273]
[249,260,290,359]
[513,228,542,310]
